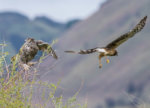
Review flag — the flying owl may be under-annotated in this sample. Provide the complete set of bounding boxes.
[11,38,58,70]
[65,16,147,68]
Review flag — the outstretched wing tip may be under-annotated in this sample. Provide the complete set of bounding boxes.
[141,16,147,23]
[50,48,58,59]
[144,16,147,19]
[54,55,58,59]
[106,16,147,49]
[64,50,76,53]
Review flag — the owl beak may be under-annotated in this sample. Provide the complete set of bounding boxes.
[116,52,118,56]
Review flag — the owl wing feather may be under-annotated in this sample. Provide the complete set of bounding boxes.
[106,16,147,49]
[35,40,58,59]
[65,47,98,54]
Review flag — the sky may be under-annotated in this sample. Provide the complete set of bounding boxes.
[0,0,106,22]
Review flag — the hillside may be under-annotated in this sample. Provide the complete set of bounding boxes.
[36,0,150,107]
[0,12,80,59]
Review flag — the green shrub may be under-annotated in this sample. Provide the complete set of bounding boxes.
[0,43,87,108]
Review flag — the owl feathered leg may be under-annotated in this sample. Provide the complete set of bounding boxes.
[20,64,30,80]
[28,62,37,66]
[99,54,103,68]
[21,64,30,71]
[99,54,110,68]
[20,62,37,71]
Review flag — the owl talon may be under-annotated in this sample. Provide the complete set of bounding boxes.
[106,59,110,64]
[105,56,110,64]
[22,64,30,71]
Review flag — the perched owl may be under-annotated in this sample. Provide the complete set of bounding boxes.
[11,38,57,70]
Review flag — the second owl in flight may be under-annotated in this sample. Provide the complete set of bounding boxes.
[65,16,147,68]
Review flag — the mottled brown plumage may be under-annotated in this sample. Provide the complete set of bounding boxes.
[11,38,57,70]
[65,16,147,68]
[106,16,147,49]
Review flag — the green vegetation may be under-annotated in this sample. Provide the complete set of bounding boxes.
[0,43,87,108]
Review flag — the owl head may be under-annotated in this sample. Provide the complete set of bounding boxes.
[25,37,35,42]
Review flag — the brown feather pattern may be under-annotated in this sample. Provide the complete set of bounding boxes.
[65,48,98,54]
[106,16,147,49]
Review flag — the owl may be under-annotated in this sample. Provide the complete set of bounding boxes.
[65,16,147,68]
[11,38,57,70]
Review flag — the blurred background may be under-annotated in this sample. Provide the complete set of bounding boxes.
[0,0,150,108]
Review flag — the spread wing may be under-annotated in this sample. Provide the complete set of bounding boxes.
[36,40,58,59]
[106,16,147,49]
[65,47,99,54]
